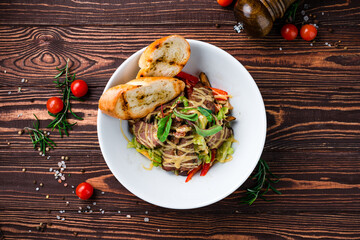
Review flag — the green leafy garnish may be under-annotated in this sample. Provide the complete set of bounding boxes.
[47,59,83,137]
[157,115,172,142]
[198,107,214,123]
[241,159,281,205]
[194,124,222,137]
[216,137,233,163]
[24,114,56,155]
[172,96,189,107]
[173,109,198,122]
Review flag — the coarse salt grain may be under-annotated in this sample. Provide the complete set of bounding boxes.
[233,22,244,33]
[304,16,309,21]
[60,176,65,181]
[61,217,65,221]
[126,215,131,218]
[322,12,324,15]
[301,10,305,15]
[89,210,93,213]
[71,185,74,189]
[29,230,31,232]
[118,210,121,213]
[64,183,68,187]
[157,229,160,232]
[101,191,105,195]
[145,211,148,214]
[279,47,282,51]
[78,210,81,213]
[49,168,53,172]
[144,217,149,222]
[93,202,96,205]
[21,78,25,83]
[4,70,6,73]
[101,210,105,214]
[87,206,91,209]
[56,215,60,220]
[36,187,39,191]
[8,91,11,95]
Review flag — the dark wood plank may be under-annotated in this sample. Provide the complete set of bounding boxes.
[1,87,359,151]
[0,26,359,89]
[0,0,359,27]
[1,210,360,239]
[1,151,359,213]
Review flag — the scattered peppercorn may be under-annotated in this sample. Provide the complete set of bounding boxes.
[22,168,26,172]
[45,147,50,152]
[39,183,44,187]
[61,156,65,160]
[33,180,37,184]
[46,195,49,199]
[47,222,52,227]
[65,156,69,161]
[7,142,11,145]
[344,46,348,50]
[73,232,78,236]
[18,130,24,135]
[48,209,51,214]
[80,169,85,173]
[215,24,220,28]
[328,28,333,33]
[313,19,319,24]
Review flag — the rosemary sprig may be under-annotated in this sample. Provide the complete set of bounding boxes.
[24,114,56,155]
[283,0,301,22]
[47,59,83,137]
[241,158,281,205]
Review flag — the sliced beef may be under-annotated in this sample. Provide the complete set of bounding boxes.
[162,137,199,175]
[206,127,233,149]
[131,121,161,149]
[188,82,215,112]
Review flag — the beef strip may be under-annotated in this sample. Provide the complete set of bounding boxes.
[188,82,216,112]
[206,126,233,149]
[131,121,161,149]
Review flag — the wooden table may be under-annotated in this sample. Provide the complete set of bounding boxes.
[1,0,359,239]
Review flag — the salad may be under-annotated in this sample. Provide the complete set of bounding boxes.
[127,71,235,182]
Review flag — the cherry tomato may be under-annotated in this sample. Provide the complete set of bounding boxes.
[300,24,317,41]
[46,97,63,114]
[217,0,233,7]
[76,182,93,200]
[71,80,88,98]
[281,24,298,41]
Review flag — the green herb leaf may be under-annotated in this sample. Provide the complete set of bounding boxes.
[241,159,281,205]
[194,124,222,137]
[172,96,189,108]
[157,115,172,142]
[198,107,214,123]
[173,109,198,121]
[217,107,228,120]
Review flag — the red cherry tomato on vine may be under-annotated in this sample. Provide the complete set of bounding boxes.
[217,0,233,7]
[46,97,63,114]
[76,182,93,200]
[71,80,88,98]
[300,24,317,41]
[281,24,298,40]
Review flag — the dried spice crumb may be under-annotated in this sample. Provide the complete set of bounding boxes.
[144,217,149,222]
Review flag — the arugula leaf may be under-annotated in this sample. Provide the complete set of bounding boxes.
[194,124,222,137]
[157,115,172,142]
[172,96,189,108]
[198,107,214,123]
[173,109,198,121]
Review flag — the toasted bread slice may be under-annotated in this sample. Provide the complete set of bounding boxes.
[136,35,190,78]
[99,77,185,120]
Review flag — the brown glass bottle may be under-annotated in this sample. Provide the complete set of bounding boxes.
[234,0,296,37]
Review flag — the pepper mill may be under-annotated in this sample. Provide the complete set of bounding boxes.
[234,0,296,37]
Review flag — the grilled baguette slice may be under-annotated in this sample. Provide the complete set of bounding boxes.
[136,35,190,78]
[99,77,185,120]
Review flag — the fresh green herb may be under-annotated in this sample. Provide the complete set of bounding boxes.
[194,124,222,137]
[24,114,56,155]
[241,159,281,205]
[173,109,198,122]
[198,107,214,123]
[172,96,189,107]
[47,59,83,137]
[157,115,172,142]
[283,0,300,22]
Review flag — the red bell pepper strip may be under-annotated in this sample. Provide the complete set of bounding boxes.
[200,149,216,176]
[185,164,202,183]
[210,87,229,101]
[176,71,199,86]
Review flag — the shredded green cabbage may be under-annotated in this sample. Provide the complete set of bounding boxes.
[128,137,162,166]
[217,107,229,120]
[216,137,234,163]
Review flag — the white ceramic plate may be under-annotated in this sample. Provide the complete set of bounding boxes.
[97,39,266,209]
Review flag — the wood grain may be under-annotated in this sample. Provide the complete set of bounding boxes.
[1,211,360,240]
[0,26,359,89]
